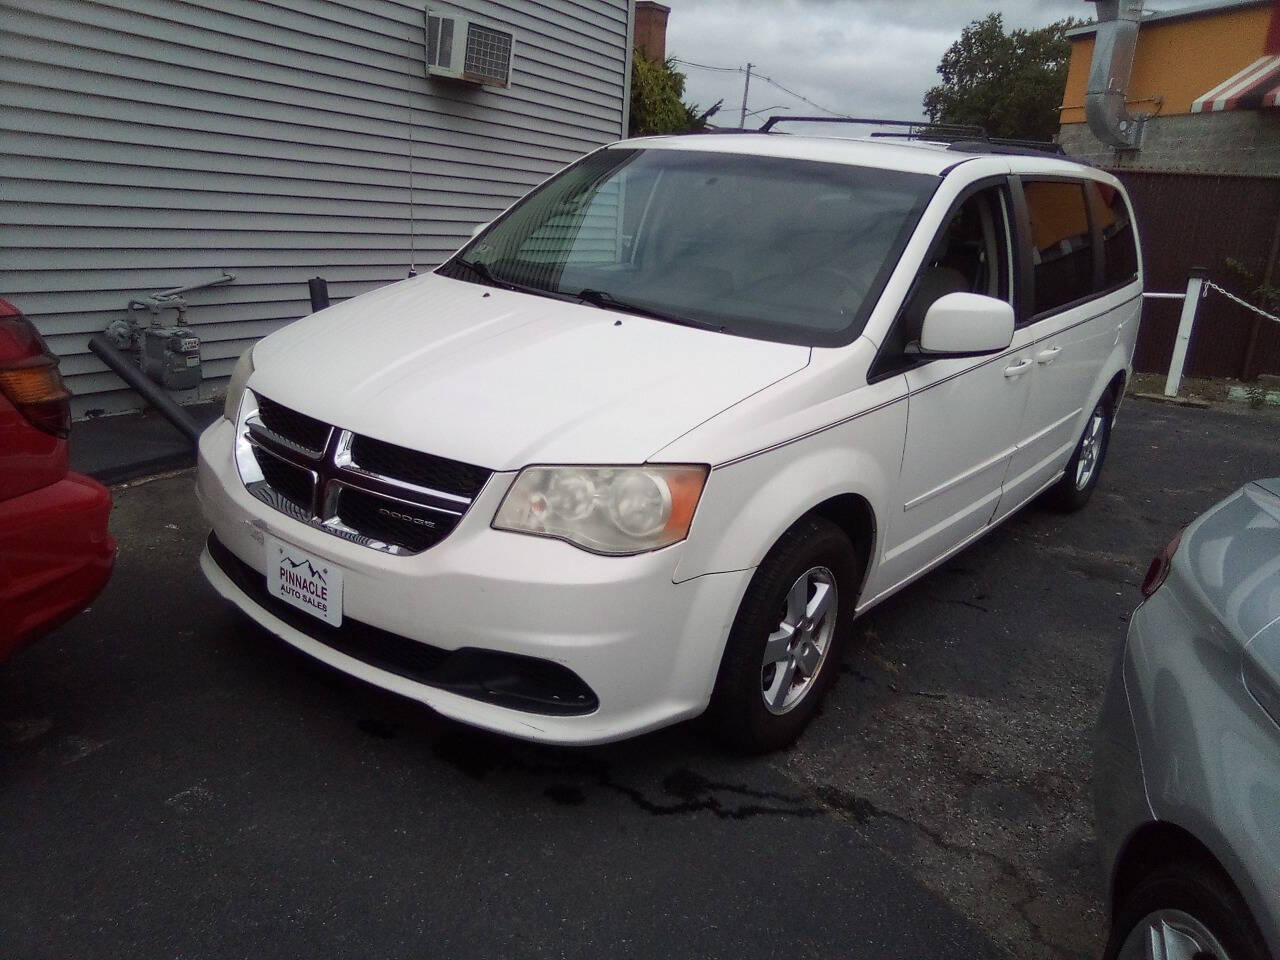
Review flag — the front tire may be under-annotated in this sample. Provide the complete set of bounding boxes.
[705,516,860,754]
[1045,390,1114,512]
[1103,862,1269,960]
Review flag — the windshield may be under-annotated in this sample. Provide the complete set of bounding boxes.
[437,147,938,346]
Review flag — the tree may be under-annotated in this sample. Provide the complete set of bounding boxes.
[629,53,721,136]
[923,13,1082,141]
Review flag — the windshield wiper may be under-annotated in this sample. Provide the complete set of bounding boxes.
[450,257,510,289]
[576,288,726,333]
[449,258,583,304]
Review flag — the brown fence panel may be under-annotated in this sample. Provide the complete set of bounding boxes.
[1115,171,1280,379]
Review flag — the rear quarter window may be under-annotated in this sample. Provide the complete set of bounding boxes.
[1088,181,1139,291]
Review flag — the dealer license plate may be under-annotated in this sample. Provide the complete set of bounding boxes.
[265,535,343,627]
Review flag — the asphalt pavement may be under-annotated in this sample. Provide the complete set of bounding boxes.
[2,398,1276,959]
[68,400,221,485]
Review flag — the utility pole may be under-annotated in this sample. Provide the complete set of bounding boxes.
[738,63,753,128]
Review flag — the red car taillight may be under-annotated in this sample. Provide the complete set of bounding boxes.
[1140,529,1184,599]
[0,298,71,438]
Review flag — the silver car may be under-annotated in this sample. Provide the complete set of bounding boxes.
[1096,478,1280,960]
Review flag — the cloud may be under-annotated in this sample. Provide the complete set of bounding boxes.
[664,0,1086,128]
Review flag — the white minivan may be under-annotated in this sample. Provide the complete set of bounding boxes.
[198,130,1142,752]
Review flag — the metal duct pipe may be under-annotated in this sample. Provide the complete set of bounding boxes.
[1085,0,1147,150]
[88,334,201,446]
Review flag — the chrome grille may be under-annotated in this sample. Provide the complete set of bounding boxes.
[235,392,492,555]
[349,434,490,497]
[254,394,331,454]
[252,448,313,512]
[335,486,450,554]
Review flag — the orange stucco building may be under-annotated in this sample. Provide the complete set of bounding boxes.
[1058,0,1280,175]
[1061,1,1276,122]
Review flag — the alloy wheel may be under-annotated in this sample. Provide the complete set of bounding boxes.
[1075,404,1108,490]
[1116,908,1234,960]
[760,566,838,715]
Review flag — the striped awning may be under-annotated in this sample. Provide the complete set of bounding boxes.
[1192,54,1280,112]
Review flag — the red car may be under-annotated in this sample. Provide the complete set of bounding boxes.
[0,298,115,660]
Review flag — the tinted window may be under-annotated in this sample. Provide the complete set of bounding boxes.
[1022,180,1094,316]
[1090,182,1139,290]
[440,148,937,347]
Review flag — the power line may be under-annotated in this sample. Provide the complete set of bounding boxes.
[754,72,852,120]
[670,58,852,121]
[670,57,742,74]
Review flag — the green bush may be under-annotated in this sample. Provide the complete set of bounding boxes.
[629,53,720,136]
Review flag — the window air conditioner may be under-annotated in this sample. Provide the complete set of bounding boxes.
[425,9,514,88]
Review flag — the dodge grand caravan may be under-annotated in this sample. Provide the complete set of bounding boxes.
[197,132,1142,752]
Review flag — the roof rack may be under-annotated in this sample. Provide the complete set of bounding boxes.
[759,116,985,137]
[946,138,1066,156]
[756,115,1066,157]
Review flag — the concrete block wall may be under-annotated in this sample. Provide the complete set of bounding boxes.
[1059,110,1280,177]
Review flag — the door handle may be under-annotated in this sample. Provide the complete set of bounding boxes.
[1036,346,1061,365]
[1003,358,1033,378]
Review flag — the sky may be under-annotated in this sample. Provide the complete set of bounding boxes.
[663,0,1089,131]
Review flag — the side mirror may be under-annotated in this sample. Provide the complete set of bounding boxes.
[470,221,490,239]
[919,293,1014,357]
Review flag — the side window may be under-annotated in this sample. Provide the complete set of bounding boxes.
[1089,182,1139,290]
[1022,180,1094,316]
[893,186,1013,354]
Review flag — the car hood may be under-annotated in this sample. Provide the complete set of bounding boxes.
[248,273,810,470]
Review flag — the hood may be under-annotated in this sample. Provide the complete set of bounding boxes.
[248,273,810,470]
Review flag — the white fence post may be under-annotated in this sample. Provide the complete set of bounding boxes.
[1164,268,1208,398]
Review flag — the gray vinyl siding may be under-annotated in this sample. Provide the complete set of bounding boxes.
[0,0,633,415]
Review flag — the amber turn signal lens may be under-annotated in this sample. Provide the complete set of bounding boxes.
[0,363,70,406]
[663,466,709,537]
[0,307,73,438]
[0,346,73,439]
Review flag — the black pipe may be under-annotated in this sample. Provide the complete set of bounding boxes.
[309,277,330,313]
[88,334,201,446]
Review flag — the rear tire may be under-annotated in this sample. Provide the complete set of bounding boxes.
[1103,861,1269,960]
[705,516,860,754]
[1044,390,1114,512]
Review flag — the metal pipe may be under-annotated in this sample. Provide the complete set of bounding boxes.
[1142,292,1186,300]
[88,334,201,446]
[1085,0,1147,150]
[126,272,238,318]
[152,272,236,300]
[309,277,330,313]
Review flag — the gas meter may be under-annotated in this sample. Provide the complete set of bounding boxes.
[141,326,202,391]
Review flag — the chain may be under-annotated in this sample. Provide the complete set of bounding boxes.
[1204,281,1280,325]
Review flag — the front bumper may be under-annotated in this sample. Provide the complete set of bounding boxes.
[196,418,751,744]
[0,472,116,659]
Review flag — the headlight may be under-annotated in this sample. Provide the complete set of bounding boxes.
[223,345,255,422]
[493,464,708,555]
